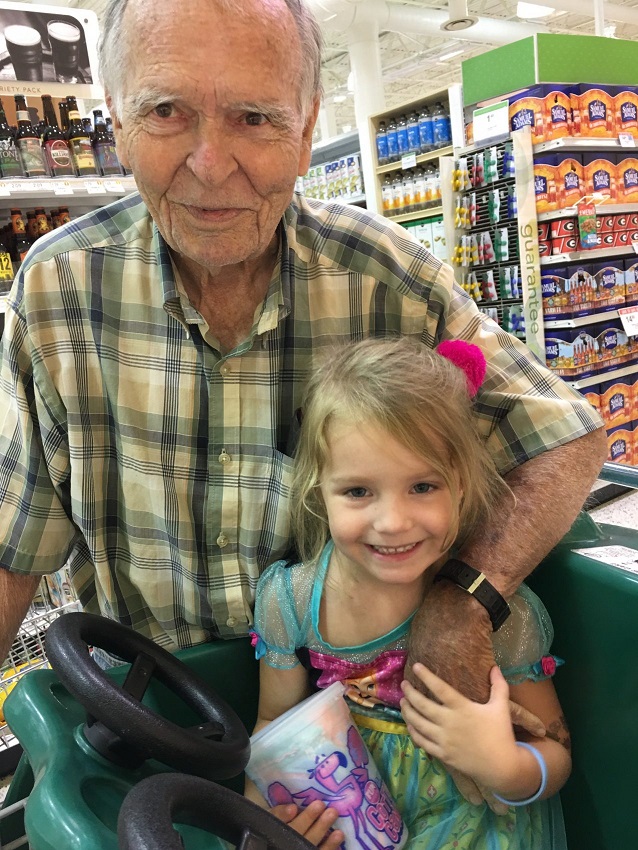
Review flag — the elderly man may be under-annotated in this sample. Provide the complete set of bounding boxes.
[0,0,603,725]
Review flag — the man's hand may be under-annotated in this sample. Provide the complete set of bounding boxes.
[271,801,344,848]
[406,580,494,702]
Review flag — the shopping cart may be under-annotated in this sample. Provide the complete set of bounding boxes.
[0,612,314,849]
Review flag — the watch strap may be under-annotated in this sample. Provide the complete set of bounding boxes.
[434,559,511,631]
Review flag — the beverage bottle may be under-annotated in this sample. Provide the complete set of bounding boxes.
[381,174,393,216]
[422,163,435,207]
[58,206,71,226]
[65,96,98,176]
[50,208,61,229]
[35,207,50,237]
[92,109,122,176]
[0,97,24,178]
[391,173,405,214]
[402,170,415,213]
[10,208,30,262]
[41,95,74,177]
[82,117,94,139]
[407,112,420,154]
[432,101,452,148]
[396,114,409,157]
[26,211,38,244]
[430,162,442,204]
[375,120,389,166]
[413,167,426,210]
[386,116,399,163]
[418,105,434,153]
[58,100,69,134]
[13,95,47,177]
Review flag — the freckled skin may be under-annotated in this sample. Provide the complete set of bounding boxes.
[109,0,318,281]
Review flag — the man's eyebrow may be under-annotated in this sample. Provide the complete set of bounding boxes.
[124,88,179,117]
[231,101,298,129]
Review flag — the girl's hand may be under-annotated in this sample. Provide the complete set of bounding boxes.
[271,801,345,848]
[400,663,520,791]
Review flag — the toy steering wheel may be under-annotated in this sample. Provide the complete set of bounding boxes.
[118,773,315,850]
[45,612,250,780]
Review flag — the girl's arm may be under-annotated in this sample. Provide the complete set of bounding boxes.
[400,663,571,803]
[245,660,311,805]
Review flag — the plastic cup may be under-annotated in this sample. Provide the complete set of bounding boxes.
[246,682,408,849]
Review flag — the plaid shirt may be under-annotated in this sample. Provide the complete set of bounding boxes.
[0,193,601,648]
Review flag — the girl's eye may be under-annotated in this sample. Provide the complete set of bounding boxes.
[413,482,433,494]
[154,103,175,119]
[346,487,368,498]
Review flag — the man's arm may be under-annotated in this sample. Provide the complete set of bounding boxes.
[407,427,607,702]
[0,569,41,665]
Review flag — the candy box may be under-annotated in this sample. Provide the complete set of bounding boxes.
[606,422,633,465]
[600,377,633,427]
[510,87,545,144]
[614,88,638,138]
[541,267,571,318]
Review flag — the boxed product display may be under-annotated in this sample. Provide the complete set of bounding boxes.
[615,156,638,204]
[541,267,570,318]
[614,88,638,138]
[555,156,584,208]
[572,85,616,137]
[581,385,601,413]
[582,154,616,202]
[590,262,626,311]
[509,86,545,143]
[600,376,634,427]
[606,421,634,465]
[543,86,572,141]
[534,156,559,213]
[626,260,638,306]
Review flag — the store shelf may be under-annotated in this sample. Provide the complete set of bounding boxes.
[537,203,637,222]
[541,245,637,265]
[388,205,443,224]
[535,138,634,154]
[376,146,453,175]
[565,363,638,389]
[0,176,136,203]
[544,310,621,328]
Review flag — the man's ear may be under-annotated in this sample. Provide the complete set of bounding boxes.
[106,91,130,169]
[298,95,321,177]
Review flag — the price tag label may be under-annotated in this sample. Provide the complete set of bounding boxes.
[7,182,23,194]
[0,252,14,281]
[0,184,11,198]
[53,181,74,195]
[618,133,636,147]
[618,306,638,337]
[31,181,48,193]
[401,153,417,170]
[85,180,107,195]
[103,179,124,193]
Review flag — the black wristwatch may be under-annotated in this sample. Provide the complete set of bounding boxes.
[434,559,511,631]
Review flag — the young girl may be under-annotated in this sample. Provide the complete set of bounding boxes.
[247,337,571,849]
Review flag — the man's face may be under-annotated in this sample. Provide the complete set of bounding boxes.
[109,0,318,273]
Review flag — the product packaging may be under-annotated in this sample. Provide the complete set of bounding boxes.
[615,156,638,204]
[534,155,559,212]
[614,88,638,138]
[590,262,626,311]
[509,87,546,144]
[555,155,584,209]
[582,154,616,202]
[541,267,570,318]
[600,377,634,428]
[606,421,634,465]
[572,85,616,138]
[544,86,572,141]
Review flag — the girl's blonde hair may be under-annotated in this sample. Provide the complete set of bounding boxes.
[291,337,509,564]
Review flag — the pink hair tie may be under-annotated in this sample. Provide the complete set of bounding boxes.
[436,340,487,397]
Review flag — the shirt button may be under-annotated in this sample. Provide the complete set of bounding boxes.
[226,617,237,627]
[216,533,229,548]
[220,364,230,376]
[218,450,231,464]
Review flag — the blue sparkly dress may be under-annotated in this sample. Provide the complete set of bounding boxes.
[252,542,568,850]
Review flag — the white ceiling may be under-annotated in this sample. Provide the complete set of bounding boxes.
[33,0,638,135]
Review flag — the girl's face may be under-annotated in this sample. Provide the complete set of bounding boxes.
[319,420,459,591]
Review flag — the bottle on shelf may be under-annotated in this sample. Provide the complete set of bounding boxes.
[375,120,389,166]
[407,112,420,154]
[432,101,452,149]
[396,114,409,157]
[26,211,38,243]
[13,95,47,177]
[82,117,94,139]
[418,105,434,154]
[58,206,71,226]
[10,208,31,262]
[391,173,405,215]
[413,167,426,210]
[34,207,50,237]
[386,116,399,163]
[65,95,98,177]
[58,100,69,134]
[402,170,415,213]
[381,174,393,216]
[0,97,25,178]
[92,109,122,176]
[41,95,74,178]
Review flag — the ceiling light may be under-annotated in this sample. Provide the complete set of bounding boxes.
[516,2,555,18]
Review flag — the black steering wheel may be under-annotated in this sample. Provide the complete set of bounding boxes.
[118,773,315,850]
[45,612,250,780]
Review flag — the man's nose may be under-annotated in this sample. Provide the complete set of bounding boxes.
[185,129,237,183]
